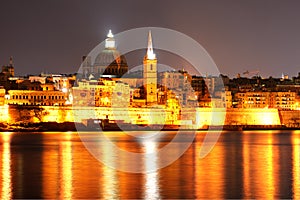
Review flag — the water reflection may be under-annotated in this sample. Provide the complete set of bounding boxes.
[1,133,12,200]
[42,136,58,198]
[59,133,73,199]
[0,132,300,199]
[101,139,118,199]
[143,141,160,200]
[195,141,225,199]
[42,133,73,199]
[242,134,275,198]
[293,136,300,199]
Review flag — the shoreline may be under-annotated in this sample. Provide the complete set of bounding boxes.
[0,122,299,132]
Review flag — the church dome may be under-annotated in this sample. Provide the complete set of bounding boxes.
[94,49,127,67]
[93,30,128,78]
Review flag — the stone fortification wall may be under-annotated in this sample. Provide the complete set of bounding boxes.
[5,106,298,128]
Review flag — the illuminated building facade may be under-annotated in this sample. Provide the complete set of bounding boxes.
[72,79,131,107]
[222,90,232,108]
[7,90,67,106]
[235,91,296,110]
[0,86,5,106]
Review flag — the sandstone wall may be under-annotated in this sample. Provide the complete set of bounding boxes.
[4,106,299,128]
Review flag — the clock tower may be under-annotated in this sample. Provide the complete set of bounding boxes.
[143,31,157,105]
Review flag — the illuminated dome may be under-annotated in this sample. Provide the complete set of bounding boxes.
[93,30,128,78]
[94,49,127,67]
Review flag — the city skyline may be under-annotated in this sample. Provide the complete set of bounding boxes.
[1,1,300,77]
[2,2,300,199]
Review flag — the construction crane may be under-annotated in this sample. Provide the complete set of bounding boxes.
[242,70,260,78]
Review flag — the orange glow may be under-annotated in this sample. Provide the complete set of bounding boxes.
[144,142,160,199]
[102,141,118,199]
[265,135,275,198]
[261,113,278,125]
[1,133,12,200]
[59,135,73,199]
[42,140,59,198]
[293,136,300,199]
[195,142,224,199]
[243,137,251,198]
[0,105,10,123]
[243,134,275,198]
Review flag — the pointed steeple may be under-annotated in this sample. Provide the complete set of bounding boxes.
[9,56,13,66]
[146,31,156,60]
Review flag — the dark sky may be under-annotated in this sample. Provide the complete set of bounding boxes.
[1,0,300,78]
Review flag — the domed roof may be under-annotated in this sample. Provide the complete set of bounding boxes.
[88,30,129,78]
[94,30,128,68]
[94,48,127,67]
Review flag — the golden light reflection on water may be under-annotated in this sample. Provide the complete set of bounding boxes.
[42,133,73,199]
[42,139,58,198]
[293,136,300,199]
[265,135,275,198]
[1,133,12,200]
[195,142,225,199]
[101,140,118,199]
[243,134,275,198]
[243,136,251,198]
[144,141,160,200]
[2,132,300,199]
[59,133,73,199]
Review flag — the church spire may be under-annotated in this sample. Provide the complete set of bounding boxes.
[9,56,13,66]
[146,31,156,60]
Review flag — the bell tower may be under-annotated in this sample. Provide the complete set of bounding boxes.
[143,31,157,105]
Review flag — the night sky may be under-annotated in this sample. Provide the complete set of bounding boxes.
[1,0,300,78]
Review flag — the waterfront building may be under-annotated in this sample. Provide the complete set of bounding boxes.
[235,91,296,110]
[0,86,5,106]
[222,89,232,108]
[270,92,296,109]
[72,78,131,107]
[6,90,67,106]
